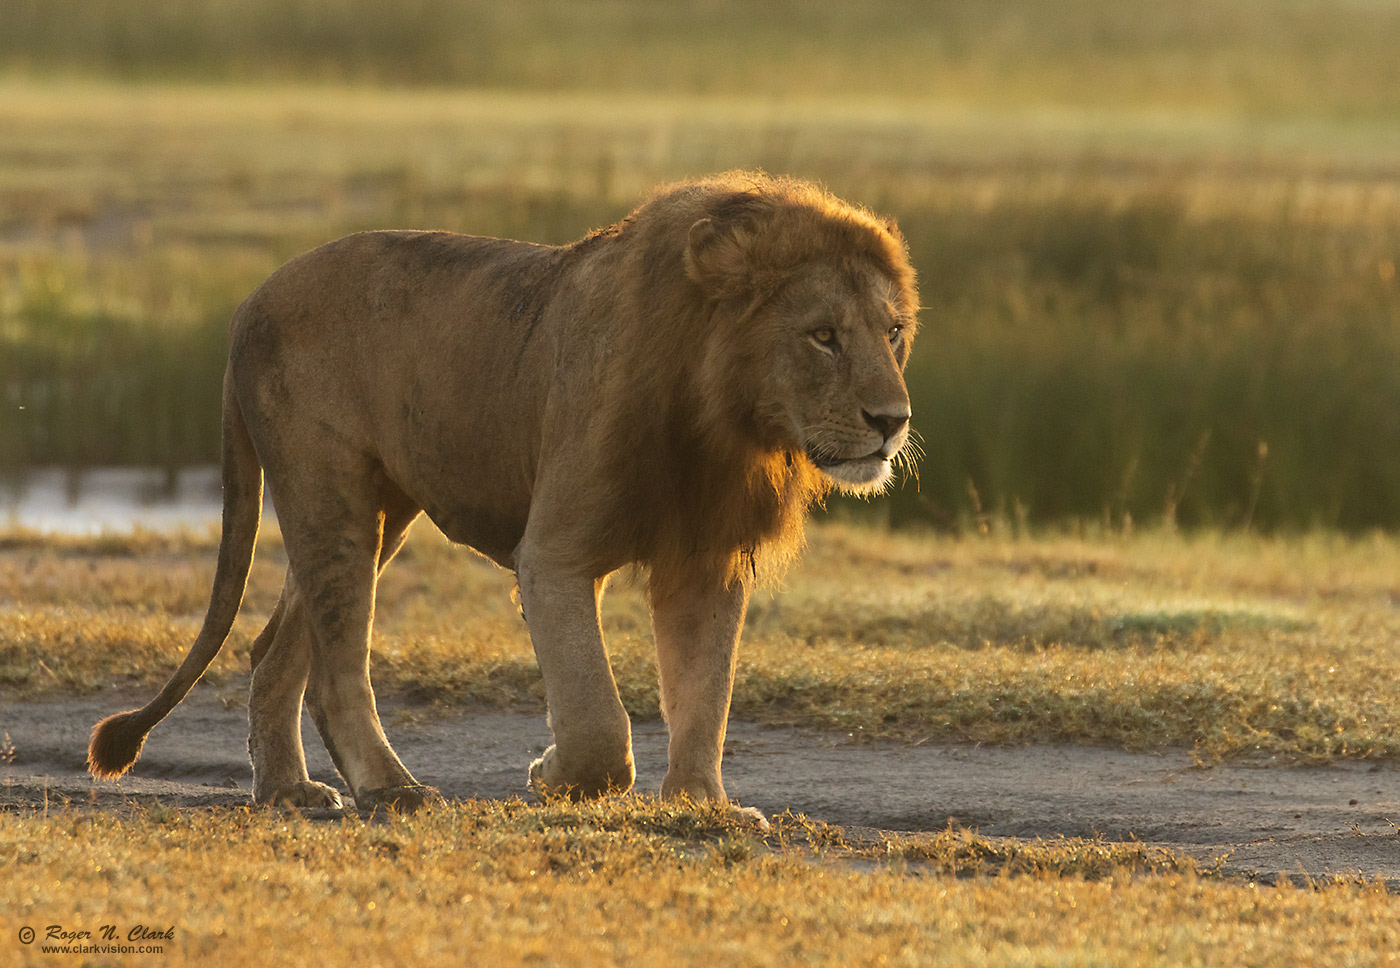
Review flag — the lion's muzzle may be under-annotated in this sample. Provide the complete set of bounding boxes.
[861,406,910,444]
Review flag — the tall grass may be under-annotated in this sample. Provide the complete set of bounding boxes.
[5,94,1398,530]
[6,167,1398,529]
[6,0,1400,118]
[0,259,228,475]
[897,182,1400,530]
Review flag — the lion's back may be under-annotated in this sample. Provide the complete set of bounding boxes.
[232,230,558,349]
[225,230,578,563]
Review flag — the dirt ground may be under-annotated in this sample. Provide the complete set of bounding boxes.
[5,683,1400,884]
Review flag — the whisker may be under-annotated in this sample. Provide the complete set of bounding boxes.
[891,426,924,489]
[904,427,927,462]
[800,432,843,462]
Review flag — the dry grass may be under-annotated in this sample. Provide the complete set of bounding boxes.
[4,522,1400,764]
[3,797,1398,967]
[5,524,1399,962]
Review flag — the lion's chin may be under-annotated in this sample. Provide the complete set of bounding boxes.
[814,455,894,495]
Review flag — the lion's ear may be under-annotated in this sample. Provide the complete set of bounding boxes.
[684,216,753,301]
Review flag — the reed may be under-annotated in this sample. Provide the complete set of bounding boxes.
[895,184,1400,530]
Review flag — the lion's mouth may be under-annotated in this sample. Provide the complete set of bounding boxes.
[806,447,894,495]
[808,448,887,470]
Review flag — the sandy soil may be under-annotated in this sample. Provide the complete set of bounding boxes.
[5,683,1400,884]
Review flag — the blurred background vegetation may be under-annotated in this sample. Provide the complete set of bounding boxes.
[2,0,1399,531]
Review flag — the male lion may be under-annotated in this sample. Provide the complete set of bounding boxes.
[87,171,918,813]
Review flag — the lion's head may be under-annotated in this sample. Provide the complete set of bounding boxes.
[569,172,920,586]
[680,176,919,497]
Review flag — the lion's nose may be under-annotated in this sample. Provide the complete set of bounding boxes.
[862,407,910,442]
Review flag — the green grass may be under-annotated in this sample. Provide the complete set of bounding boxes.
[5,522,1400,764]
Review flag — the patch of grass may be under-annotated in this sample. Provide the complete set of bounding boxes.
[0,526,225,557]
[865,824,1211,880]
[1,799,1396,967]
[0,530,281,692]
[4,523,1400,763]
[809,600,1310,652]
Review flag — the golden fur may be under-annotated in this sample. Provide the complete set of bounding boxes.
[87,171,918,813]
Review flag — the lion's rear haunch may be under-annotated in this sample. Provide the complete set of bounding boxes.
[87,709,157,778]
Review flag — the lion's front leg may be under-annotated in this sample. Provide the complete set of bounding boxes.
[648,569,751,804]
[516,555,635,799]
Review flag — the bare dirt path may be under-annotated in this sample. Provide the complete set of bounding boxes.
[5,685,1400,883]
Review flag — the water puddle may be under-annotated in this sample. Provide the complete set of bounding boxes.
[0,467,275,534]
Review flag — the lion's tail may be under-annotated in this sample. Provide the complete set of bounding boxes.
[87,371,263,779]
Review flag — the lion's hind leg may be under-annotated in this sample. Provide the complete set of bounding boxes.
[247,587,344,810]
[275,477,440,814]
[301,498,436,813]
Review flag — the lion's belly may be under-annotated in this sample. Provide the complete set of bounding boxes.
[380,385,542,569]
[383,425,536,568]
[370,318,549,568]
[422,501,529,567]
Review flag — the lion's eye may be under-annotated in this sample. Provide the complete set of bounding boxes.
[811,327,838,349]
[888,324,903,345]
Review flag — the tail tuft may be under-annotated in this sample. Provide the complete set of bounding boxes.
[87,710,152,779]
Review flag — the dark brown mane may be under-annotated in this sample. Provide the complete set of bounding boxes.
[565,171,916,587]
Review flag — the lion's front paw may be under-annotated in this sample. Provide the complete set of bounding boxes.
[528,745,567,798]
[258,780,345,811]
[528,744,634,800]
[354,784,444,814]
[660,780,772,832]
[728,803,771,831]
